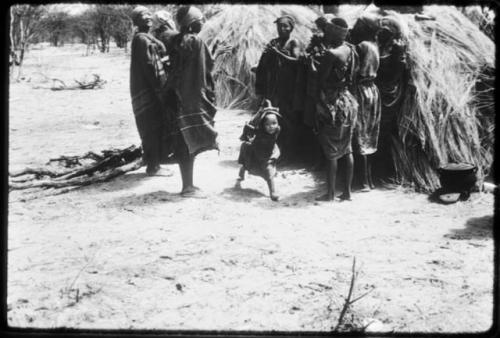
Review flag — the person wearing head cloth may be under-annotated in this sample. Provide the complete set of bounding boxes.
[161,5,218,198]
[152,10,178,51]
[129,5,171,176]
[254,14,302,163]
[313,17,359,202]
[348,14,382,192]
[237,100,282,201]
[372,14,408,181]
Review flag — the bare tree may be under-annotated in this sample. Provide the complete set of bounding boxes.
[9,4,46,78]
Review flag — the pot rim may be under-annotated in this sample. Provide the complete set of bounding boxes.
[439,162,477,171]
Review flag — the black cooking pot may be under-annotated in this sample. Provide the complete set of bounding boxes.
[437,163,478,193]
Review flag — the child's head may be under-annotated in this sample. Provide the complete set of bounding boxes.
[262,113,280,135]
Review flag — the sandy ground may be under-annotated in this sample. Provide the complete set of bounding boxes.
[7,44,495,333]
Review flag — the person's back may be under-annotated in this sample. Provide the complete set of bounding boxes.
[320,44,353,91]
[356,40,379,81]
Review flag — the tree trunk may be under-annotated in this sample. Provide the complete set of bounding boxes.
[9,8,16,80]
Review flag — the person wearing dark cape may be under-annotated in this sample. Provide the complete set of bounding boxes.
[255,15,301,162]
[373,15,409,180]
[129,6,170,176]
[165,5,219,198]
[349,15,382,191]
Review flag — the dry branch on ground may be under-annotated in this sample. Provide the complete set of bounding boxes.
[9,145,143,196]
[51,74,106,90]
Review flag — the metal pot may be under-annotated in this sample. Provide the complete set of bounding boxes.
[437,163,478,194]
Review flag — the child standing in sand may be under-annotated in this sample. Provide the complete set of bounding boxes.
[237,100,282,201]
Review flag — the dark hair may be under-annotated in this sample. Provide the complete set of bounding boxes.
[350,19,378,43]
[176,5,190,25]
[331,17,348,29]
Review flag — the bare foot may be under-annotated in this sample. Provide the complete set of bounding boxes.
[147,167,173,177]
[180,186,207,199]
[235,179,242,189]
[315,193,334,202]
[361,184,371,192]
[146,164,160,176]
[337,193,352,201]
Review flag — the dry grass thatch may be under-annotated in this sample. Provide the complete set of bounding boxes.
[201,5,494,192]
[199,4,319,109]
[389,6,495,191]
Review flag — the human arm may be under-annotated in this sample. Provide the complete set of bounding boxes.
[136,34,163,90]
[267,39,301,62]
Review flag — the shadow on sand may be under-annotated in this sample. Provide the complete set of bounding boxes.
[220,186,267,202]
[446,215,493,240]
[105,190,183,209]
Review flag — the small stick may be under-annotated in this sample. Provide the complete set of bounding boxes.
[334,257,356,331]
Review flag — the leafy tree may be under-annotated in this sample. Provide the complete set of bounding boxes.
[39,11,70,46]
[109,5,134,50]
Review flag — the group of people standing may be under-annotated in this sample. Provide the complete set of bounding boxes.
[249,11,408,201]
[130,5,226,198]
[129,5,408,202]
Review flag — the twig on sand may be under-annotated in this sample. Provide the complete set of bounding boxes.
[334,257,376,331]
[335,257,357,331]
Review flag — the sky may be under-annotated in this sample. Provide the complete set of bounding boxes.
[47,3,91,16]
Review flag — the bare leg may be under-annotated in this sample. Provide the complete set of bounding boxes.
[265,165,279,201]
[316,159,336,201]
[339,153,353,201]
[238,166,246,181]
[360,154,370,191]
[367,155,375,189]
[176,139,199,196]
[179,156,195,193]
[235,166,245,188]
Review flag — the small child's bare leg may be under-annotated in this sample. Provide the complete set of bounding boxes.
[265,165,279,201]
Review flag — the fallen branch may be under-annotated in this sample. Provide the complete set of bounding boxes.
[9,159,142,190]
[9,167,73,178]
[9,145,143,195]
[50,74,106,91]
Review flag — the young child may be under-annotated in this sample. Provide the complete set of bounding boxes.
[237,100,282,201]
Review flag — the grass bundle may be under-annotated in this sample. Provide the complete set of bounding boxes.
[388,6,495,192]
[200,4,318,109]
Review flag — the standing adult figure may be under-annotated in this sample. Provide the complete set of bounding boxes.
[350,15,381,191]
[129,6,169,176]
[374,15,408,179]
[255,15,301,162]
[152,10,178,53]
[314,17,359,202]
[299,14,336,169]
[166,5,218,197]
